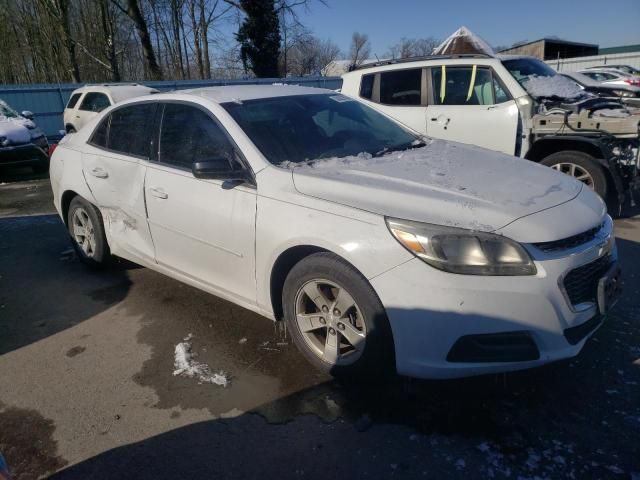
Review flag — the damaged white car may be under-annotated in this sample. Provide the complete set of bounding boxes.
[0,100,49,173]
[50,85,621,379]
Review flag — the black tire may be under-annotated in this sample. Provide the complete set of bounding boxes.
[32,160,49,174]
[540,151,608,199]
[66,125,77,134]
[67,196,110,267]
[282,252,395,378]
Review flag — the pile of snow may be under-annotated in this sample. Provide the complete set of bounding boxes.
[432,26,495,56]
[522,75,585,100]
[173,334,229,387]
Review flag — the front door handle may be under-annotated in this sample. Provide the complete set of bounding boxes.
[90,167,109,179]
[148,187,168,199]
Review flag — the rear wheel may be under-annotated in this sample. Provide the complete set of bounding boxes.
[282,252,394,378]
[67,196,110,267]
[540,151,608,199]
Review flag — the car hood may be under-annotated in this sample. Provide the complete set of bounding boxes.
[0,116,32,145]
[290,140,582,233]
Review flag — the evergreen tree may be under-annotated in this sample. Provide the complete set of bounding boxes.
[236,0,281,78]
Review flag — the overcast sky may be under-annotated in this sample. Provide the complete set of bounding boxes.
[292,0,640,55]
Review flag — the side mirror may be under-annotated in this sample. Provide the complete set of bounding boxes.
[21,110,34,120]
[192,158,250,183]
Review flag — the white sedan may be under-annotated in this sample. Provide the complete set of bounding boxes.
[50,85,621,379]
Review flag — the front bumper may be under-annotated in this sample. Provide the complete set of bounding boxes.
[0,141,48,167]
[371,223,618,379]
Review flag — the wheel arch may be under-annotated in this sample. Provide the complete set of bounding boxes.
[525,136,608,166]
[60,190,79,226]
[269,244,378,322]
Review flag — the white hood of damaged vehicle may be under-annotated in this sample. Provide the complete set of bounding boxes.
[290,140,597,239]
[0,115,34,145]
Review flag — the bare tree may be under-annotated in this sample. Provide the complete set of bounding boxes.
[112,0,163,79]
[387,37,440,59]
[350,32,371,66]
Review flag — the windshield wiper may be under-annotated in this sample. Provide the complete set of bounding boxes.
[374,140,427,157]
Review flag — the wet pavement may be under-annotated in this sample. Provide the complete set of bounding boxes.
[0,169,639,479]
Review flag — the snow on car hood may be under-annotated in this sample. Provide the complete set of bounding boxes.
[522,75,587,101]
[0,115,33,145]
[289,140,582,233]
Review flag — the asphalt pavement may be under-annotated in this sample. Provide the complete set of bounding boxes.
[0,166,638,479]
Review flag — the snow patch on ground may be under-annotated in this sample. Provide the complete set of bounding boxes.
[173,334,229,387]
[522,75,585,100]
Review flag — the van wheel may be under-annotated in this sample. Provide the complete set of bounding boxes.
[282,252,395,379]
[541,151,608,199]
[67,196,110,267]
[66,125,77,134]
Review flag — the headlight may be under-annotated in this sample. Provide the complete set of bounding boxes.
[386,218,537,276]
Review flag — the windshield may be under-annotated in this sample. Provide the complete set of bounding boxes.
[502,58,587,100]
[502,58,558,85]
[0,100,19,118]
[222,94,421,166]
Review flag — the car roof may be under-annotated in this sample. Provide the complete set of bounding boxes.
[70,84,159,103]
[159,84,333,103]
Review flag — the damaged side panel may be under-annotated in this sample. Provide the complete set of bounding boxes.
[81,148,156,263]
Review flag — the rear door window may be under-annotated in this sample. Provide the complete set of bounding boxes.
[431,66,497,105]
[79,92,111,112]
[158,103,236,171]
[107,103,156,158]
[67,93,82,109]
[89,116,109,148]
[360,73,375,100]
[380,69,422,105]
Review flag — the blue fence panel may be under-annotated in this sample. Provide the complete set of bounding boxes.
[0,76,343,141]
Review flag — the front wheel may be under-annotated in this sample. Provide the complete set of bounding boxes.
[282,252,395,378]
[540,151,608,199]
[67,196,110,267]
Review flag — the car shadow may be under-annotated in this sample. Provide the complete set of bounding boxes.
[0,165,49,183]
[0,214,133,355]
[49,231,640,479]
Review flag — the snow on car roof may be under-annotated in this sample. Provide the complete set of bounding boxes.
[72,84,158,103]
[178,84,332,103]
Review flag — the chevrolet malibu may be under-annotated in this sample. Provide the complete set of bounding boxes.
[49,85,621,379]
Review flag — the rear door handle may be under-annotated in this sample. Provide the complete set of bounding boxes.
[148,187,168,199]
[90,167,109,179]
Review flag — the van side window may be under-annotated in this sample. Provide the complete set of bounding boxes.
[360,74,375,100]
[79,92,111,112]
[67,93,82,109]
[431,66,496,106]
[159,103,236,171]
[380,69,422,105]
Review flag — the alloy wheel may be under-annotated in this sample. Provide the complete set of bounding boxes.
[294,279,366,365]
[551,162,595,188]
[72,207,96,258]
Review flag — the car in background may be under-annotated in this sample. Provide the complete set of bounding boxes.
[560,71,640,107]
[578,68,640,87]
[0,99,49,173]
[341,55,640,207]
[584,65,640,77]
[63,83,159,133]
[50,85,620,380]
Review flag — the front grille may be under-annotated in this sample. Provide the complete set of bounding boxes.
[535,223,603,253]
[563,255,613,306]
